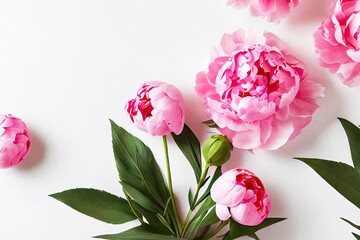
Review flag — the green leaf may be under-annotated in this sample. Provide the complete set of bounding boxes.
[341,217,360,231]
[195,167,222,208]
[200,207,219,227]
[202,119,218,128]
[339,118,360,172]
[110,120,169,209]
[94,225,185,240]
[121,181,161,213]
[171,124,202,182]
[50,188,136,224]
[223,218,286,240]
[184,197,216,239]
[124,193,143,222]
[195,225,211,240]
[353,232,360,240]
[163,197,171,216]
[129,200,171,235]
[110,120,180,234]
[184,211,208,239]
[188,188,193,207]
[296,158,360,209]
[202,120,215,125]
[192,197,216,221]
[156,214,176,236]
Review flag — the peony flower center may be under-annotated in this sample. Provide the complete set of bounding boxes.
[137,94,154,120]
[236,173,266,211]
[223,49,280,100]
[127,86,155,122]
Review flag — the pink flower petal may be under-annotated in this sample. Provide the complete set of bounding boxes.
[216,204,231,221]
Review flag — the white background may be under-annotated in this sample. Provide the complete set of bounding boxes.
[1,0,360,239]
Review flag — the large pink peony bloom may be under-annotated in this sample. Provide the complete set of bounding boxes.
[227,0,300,22]
[211,168,271,226]
[314,0,360,87]
[0,114,31,169]
[126,81,185,136]
[195,29,324,151]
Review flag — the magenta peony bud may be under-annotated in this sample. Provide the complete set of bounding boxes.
[210,168,271,226]
[0,114,31,169]
[126,81,185,136]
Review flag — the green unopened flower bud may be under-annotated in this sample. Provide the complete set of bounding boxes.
[202,135,232,166]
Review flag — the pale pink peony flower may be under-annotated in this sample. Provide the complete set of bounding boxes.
[227,0,300,22]
[126,81,185,136]
[314,0,360,87]
[211,168,271,226]
[0,114,31,169]
[195,29,324,151]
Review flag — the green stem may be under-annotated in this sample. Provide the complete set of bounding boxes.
[181,164,210,237]
[163,135,182,236]
[196,224,211,240]
[124,193,144,224]
[191,164,210,209]
[203,221,229,240]
[181,210,192,238]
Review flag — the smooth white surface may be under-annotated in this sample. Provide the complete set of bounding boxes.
[1,0,360,239]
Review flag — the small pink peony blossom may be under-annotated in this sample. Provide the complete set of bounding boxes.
[195,29,324,151]
[314,0,360,87]
[126,81,185,136]
[227,0,300,22]
[0,114,31,169]
[211,168,271,226]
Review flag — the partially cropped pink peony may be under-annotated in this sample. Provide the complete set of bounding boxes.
[227,0,300,22]
[211,168,271,226]
[0,114,31,169]
[314,0,360,87]
[126,81,185,136]
[195,29,324,151]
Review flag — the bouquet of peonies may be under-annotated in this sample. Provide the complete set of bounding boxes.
[1,0,360,239]
[50,26,325,239]
[50,80,284,239]
[39,0,360,239]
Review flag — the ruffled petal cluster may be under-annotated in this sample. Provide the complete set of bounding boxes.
[314,0,360,87]
[196,29,324,151]
[0,114,31,168]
